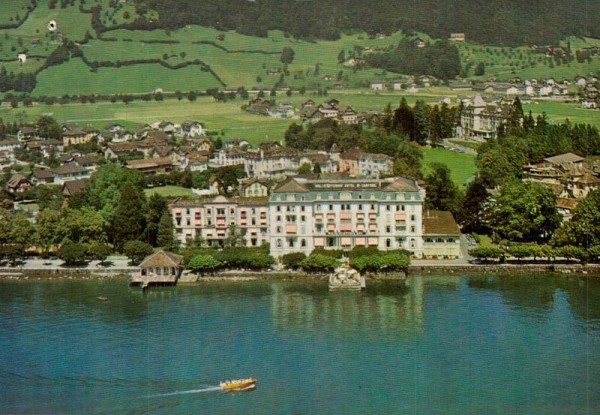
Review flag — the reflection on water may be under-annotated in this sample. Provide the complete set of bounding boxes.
[271,278,426,336]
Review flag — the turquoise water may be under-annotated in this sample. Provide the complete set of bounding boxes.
[1,275,599,414]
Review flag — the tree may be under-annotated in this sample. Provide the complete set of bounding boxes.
[488,180,561,242]
[59,207,106,244]
[56,240,87,266]
[36,209,63,257]
[424,163,461,214]
[145,193,168,246]
[87,241,112,265]
[157,212,175,250]
[300,253,338,272]
[122,240,154,265]
[281,252,307,269]
[188,254,222,274]
[297,163,312,175]
[393,140,423,180]
[474,62,485,76]
[224,223,244,247]
[111,182,147,250]
[551,190,600,247]
[469,246,505,262]
[458,176,490,234]
[280,47,295,64]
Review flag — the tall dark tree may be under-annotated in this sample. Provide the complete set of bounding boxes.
[111,182,147,250]
[145,193,168,246]
[392,98,419,142]
[157,212,175,250]
[424,163,461,214]
[458,176,490,233]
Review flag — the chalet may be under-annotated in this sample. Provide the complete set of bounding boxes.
[63,127,99,147]
[543,153,584,168]
[185,151,210,172]
[72,155,99,171]
[6,174,31,194]
[422,210,461,259]
[449,33,465,42]
[105,123,125,133]
[62,179,87,207]
[31,169,54,185]
[17,126,38,141]
[414,37,426,48]
[406,84,419,93]
[105,142,139,160]
[51,164,91,185]
[126,156,174,175]
[0,140,19,163]
[556,198,579,221]
[392,80,404,91]
[240,177,270,198]
[581,98,598,109]
[448,81,473,91]
[179,121,205,137]
[337,106,358,125]
[369,80,386,91]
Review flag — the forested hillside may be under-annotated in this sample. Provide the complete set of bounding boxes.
[138,0,600,46]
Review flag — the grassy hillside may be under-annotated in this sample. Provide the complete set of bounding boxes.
[0,0,597,98]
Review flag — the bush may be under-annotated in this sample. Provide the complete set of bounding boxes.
[122,240,154,265]
[300,254,339,272]
[349,251,409,273]
[56,240,87,266]
[281,252,307,269]
[469,246,505,262]
[87,241,112,264]
[188,254,221,274]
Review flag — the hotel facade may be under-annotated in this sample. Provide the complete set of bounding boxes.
[171,176,461,259]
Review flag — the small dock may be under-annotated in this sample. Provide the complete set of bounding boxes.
[129,272,178,289]
[129,251,183,290]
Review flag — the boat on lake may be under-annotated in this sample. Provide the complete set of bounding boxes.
[220,378,256,391]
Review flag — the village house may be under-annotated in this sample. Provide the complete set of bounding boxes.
[369,80,386,91]
[17,126,39,141]
[105,142,140,160]
[6,174,31,194]
[0,140,20,163]
[61,179,87,207]
[126,156,174,175]
[449,33,466,41]
[240,177,271,198]
[422,210,461,259]
[338,147,392,177]
[50,164,91,185]
[179,121,206,137]
[62,127,99,147]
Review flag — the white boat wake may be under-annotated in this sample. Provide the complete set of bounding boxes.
[146,386,222,398]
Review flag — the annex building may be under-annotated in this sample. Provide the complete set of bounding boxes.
[171,176,461,259]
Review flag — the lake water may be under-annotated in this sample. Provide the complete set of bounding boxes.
[1,275,599,414]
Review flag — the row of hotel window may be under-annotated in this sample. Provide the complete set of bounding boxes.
[274,237,418,248]
[275,204,410,212]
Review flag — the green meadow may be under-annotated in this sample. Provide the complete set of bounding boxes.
[144,185,196,198]
[0,0,31,26]
[422,147,477,187]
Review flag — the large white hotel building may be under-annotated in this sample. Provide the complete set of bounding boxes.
[171,176,461,259]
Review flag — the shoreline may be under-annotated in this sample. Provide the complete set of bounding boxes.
[1,262,599,281]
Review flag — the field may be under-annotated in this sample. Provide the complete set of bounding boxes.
[0,0,31,26]
[458,37,600,81]
[144,185,196,198]
[422,147,477,188]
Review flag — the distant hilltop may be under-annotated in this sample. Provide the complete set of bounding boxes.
[144,0,600,46]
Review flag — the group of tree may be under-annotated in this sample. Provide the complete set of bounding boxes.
[476,114,600,188]
[0,67,36,93]
[138,0,600,46]
[366,39,461,80]
[184,246,274,274]
[381,98,460,146]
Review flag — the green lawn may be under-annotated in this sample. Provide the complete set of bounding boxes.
[17,202,39,213]
[422,147,477,188]
[525,100,600,127]
[0,0,31,25]
[144,185,197,198]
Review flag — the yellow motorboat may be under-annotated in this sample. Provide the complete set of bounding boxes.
[219,377,256,391]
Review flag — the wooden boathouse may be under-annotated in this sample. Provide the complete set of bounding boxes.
[129,250,184,289]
